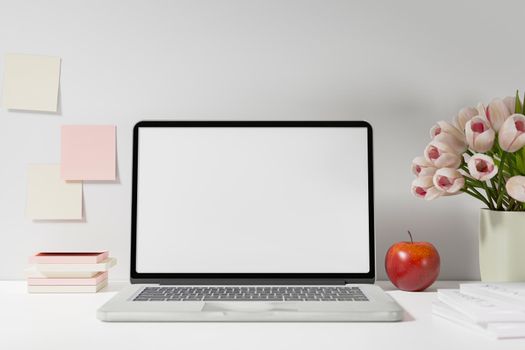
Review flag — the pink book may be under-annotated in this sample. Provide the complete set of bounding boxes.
[28,251,109,264]
[27,271,108,286]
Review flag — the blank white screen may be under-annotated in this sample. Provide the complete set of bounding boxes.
[135,127,370,273]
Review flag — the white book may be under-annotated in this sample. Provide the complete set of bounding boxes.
[25,270,99,278]
[27,279,107,293]
[437,289,525,323]
[460,283,525,310]
[25,257,117,273]
[433,300,525,339]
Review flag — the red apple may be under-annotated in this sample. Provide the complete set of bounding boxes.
[385,231,440,292]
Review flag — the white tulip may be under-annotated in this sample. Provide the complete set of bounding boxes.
[453,107,478,131]
[498,114,525,153]
[430,121,467,153]
[411,176,442,200]
[467,154,498,181]
[486,98,512,131]
[411,156,436,176]
[432,168,465,194]
[503,96,516,115]
[506,176,525,202]
[465,117,495,153]
[424,141,462,168]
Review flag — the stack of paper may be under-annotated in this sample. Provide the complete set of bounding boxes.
[26,252,116,293]
[433,283,525,339]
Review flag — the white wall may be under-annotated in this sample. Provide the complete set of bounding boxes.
[1,0,523,280]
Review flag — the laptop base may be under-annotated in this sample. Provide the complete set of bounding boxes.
[97,284,403,322]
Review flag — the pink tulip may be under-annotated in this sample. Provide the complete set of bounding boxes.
[411,176,442,200]
[506,176,525,202]
[464,116,495,152]
[432,168,465,194]
[467,154,498,181]
[498,114,525,152]
[411,156,436,176]
[503,96,516,114]
[430,121,467,153]
[453,107,478,131]
[484,99,512,131]
[424,141,462,168]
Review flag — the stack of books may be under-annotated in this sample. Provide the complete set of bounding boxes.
[433,283,525,339]
[26,252,116,293]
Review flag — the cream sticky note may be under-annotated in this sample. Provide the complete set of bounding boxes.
[26,164,83,220]
[61,125,116,180]
[2,53,61,112]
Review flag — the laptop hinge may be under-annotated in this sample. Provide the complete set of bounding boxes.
[150,279,349,285]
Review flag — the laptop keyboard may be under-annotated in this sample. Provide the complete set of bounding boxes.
[132,286,369,302]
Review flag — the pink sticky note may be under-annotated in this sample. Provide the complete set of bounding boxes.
[61,125,116,180]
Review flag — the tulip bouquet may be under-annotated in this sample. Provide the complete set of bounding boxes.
[411,92,525,211]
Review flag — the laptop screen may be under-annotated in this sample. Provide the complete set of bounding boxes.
[134,123,371,275]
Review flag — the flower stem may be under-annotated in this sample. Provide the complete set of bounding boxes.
[481,182,497,208]
[508,198,518,211]
[464,177,497,206]
[496,152,508,209]
[461,188,493,209]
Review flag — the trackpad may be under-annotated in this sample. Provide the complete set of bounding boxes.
[203,302,299,313]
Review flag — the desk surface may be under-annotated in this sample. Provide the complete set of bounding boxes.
[1,281,524,350]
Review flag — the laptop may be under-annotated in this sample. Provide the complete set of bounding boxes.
[97,120,403,322]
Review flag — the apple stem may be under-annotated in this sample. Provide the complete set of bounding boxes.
[407,230,414,243]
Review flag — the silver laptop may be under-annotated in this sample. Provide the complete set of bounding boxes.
[97,121,403,322]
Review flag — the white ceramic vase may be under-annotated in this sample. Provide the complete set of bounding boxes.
[479,209,525,282]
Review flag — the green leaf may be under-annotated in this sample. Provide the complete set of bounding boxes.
[517,155,524,174]
[516,90,523,114]
[521,148,525,174]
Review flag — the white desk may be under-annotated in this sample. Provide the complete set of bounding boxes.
[1,281,524,350]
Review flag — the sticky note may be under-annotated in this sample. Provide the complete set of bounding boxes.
[26,164,83,220]
[2,53,61,112]
[61,125,116,180]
